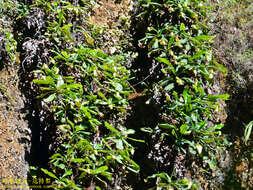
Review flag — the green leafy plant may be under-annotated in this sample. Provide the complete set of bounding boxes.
[28,0,230,189]
[147,172,198,190]
[134,0,230,188]
[244,120,253,144]
[30,0,139,189]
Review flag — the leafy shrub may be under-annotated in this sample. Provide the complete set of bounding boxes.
[131,0,229,188]
[28,0,230,189]
[31,0,138,189]
[0,0,21,65]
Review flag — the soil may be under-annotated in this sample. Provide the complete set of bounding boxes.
[89,0,135,55]
[89,0,134,27]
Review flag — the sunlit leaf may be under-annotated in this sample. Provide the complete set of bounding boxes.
[44,93,56,102]
[41,168,58,180]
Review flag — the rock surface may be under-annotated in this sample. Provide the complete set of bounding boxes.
[0,65,30,189]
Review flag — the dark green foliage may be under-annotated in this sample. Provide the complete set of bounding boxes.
[31,0,138,189]
[22,0,229,189]
[132,0,229,188]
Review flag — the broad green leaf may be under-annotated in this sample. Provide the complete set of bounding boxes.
[214,61,228,73]
[72,158,87,163]
[156,57,175,74]
[127,160,140,173]
[64,76,75,83]
[39,87,55,92]
[98,91,108,102]
[61,50,70,58]
[152,38,159,49]
[95,166,108,173]
[180,23,185,31]
[112,82,123,91]
[148,173,171,181]
[75,124,87,132]
[207,94,230,101]
[156,57,170,65]
[167,36,175,48]
[110,154,121,163]
[60,83,82,90]
[41,168,58,180]
[100,171,112,181]
[62,169,72,178]
[164,83,174,91]
[244,121,253,143]
[140,127,153,133]
[113,139,124,149]
[122,129,135,135]
[194,35,215,41]
[171,129,177,138]
[104,122,120,135]
[208,124,224,131]
[189,50,205,60]
[180,124,189,135]
[33,77,54,85]
[44,94,56,103]
[158,123,176,130]
[182,88,189,103]
[206,159,216,170]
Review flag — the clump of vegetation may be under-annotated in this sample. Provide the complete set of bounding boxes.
[0,0,240,189]
[28,0,138,189]
[0,0,20,66]
[129,0,229,189]
[26,0,230,189]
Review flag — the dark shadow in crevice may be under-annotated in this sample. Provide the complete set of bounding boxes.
[125,96,160,189]
[17,61,52,189]
[13,2,55,188]
[125,95,178,189]
[0,33,9,71]
[128,5,154,92]
[221,137,253,190]
[221,75,253,189]
[223,93,250,136]
[124,7,178,189]
[222,76,253,137]
[125,9,158,189]
[0,53,6,71]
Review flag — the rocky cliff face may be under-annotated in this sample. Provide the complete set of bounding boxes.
[0,65,30,188]
[0,0,253,189]
[0,1,30,188]
[210,1,253,188]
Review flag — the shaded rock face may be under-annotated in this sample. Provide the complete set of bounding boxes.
[208,1,253,189]
[0,66,30,189]
[210,0,253,136]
